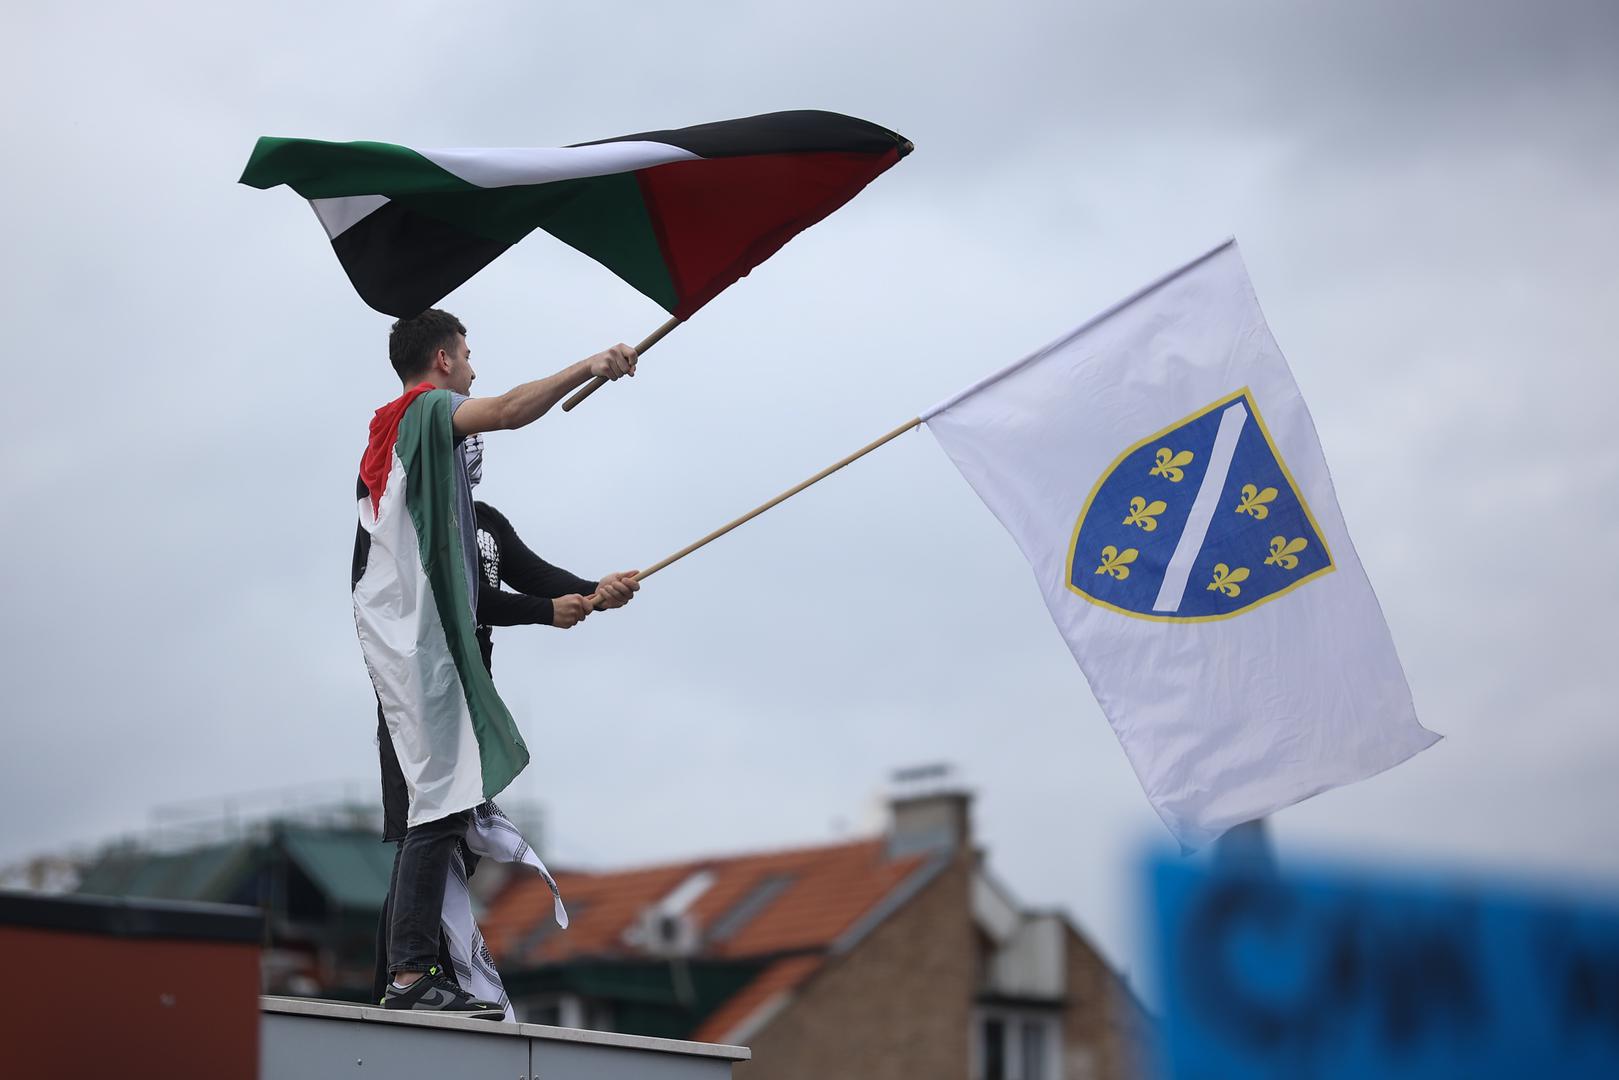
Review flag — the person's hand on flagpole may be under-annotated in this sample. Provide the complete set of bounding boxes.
[587,344,638,381]
[551,594,594,629]
[592,571,641,610]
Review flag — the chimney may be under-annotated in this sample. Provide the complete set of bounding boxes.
[885,763,973,858]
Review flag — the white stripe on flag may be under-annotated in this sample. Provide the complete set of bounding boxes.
[1153,401,1248,613]
[310,194,390,239]
[415,141,702,189]
[303,142,707,239]
[353,452,485,828]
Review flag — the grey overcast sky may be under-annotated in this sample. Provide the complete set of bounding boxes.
[2,1,1616,985]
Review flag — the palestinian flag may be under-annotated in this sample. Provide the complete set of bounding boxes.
[353,385,527,827]
[240,110,912,318]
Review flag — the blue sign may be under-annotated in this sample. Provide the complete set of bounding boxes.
[1151,858,1619,1079]
[1069,389,1333,621]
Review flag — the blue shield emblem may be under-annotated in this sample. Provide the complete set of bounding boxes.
[1067,389,1334,621]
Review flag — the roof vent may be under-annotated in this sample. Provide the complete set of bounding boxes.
[630,908,701,957]
[623,869,714,957]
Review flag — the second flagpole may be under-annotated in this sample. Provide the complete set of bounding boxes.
[588,416,922,609]
[639,417,922,579]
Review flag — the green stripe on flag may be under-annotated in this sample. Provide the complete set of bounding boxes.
[239,138,477,198]
[397,390,529,799]
[527,172,678,313]
[398,172,679,312]
[240,137,679,310]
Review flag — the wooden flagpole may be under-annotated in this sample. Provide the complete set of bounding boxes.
[618,416,922,594]
[639,416,921,579]
[562,316,682,412]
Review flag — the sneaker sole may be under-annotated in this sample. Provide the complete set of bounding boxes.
[382,1001,506,1020]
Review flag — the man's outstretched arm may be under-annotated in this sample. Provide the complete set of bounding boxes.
[453,344,636,436]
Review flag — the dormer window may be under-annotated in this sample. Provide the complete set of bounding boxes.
[622,869,716,956]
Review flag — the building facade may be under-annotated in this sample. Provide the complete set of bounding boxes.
[483,784,1151,1079]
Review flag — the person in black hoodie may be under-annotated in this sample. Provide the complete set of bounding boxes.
[473,497,637,658]
[462,430,639,661]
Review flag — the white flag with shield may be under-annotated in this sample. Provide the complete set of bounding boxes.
[923,239,1438,849]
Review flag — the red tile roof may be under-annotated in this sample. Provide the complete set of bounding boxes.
[482,837,931,968]
[691,954,824,1044]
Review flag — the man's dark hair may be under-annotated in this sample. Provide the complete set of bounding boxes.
[389,309,467,382]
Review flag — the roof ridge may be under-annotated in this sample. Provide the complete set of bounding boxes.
[545,834,888,880]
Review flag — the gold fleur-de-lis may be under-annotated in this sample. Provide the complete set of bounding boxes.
[1095,545,1138,580]
[1150,447,1195,482]
[1123,495,1169,532]
[1206,563,1250,597]
[1265,536,1309,570]
[1234,483,1278,519]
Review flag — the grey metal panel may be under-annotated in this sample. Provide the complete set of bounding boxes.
[531,1039,734,1080]
[262,1012,528,1080]
[261,997,750,1061]
[514,1021,750,1062]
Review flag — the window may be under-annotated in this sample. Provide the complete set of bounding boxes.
[983,1018,1006,1080]
[1020,1019,1049,1080]
[974,1009,1059,1080]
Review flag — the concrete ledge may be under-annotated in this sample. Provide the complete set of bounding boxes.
[262,996,750,1080]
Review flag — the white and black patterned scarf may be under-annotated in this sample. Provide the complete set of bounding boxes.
[463,432,484,488]
[439,802,568,1021]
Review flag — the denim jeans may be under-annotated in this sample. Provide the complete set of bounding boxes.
[383,809,472,974]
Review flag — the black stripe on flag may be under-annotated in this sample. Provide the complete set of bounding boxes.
[579,109,911,161]
[331,201,511,317]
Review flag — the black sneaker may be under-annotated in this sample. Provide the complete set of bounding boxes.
[381,966,503,1019]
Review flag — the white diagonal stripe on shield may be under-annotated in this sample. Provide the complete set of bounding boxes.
[1153,401,1248,612]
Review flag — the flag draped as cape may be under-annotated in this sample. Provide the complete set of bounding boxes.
[352,385,527,827]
